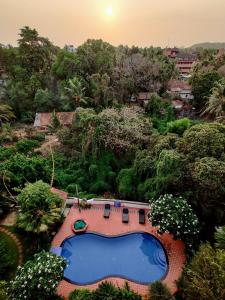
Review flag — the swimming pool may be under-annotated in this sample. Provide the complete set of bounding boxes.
[60,232,168,285]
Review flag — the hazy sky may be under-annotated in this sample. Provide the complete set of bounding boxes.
[1,0,225,48]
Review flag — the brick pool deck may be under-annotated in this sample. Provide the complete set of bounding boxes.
[52,204,185,298]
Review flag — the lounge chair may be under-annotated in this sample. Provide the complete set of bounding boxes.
[139,209,145,224]
[122,208,129,223]
[104,204,111,218]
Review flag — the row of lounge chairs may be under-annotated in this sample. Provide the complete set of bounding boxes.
[103,204,145,224]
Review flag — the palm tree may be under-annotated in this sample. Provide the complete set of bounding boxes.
[65,77,88,107]
[215,226,225,250]
[0,104,15,127]
[202,79,225,120]
[17,181,63,234]
[17,205,62,233]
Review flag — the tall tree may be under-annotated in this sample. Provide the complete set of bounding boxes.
[202,79,225,120]
[76,39,116,76]
[190,69,221,110]
[180,243,225,300]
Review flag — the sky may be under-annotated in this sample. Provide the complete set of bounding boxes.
[1,0,225,48]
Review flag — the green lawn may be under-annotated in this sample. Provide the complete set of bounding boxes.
[4,225,52,262]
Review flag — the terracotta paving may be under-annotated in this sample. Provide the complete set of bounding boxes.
[52,204,185,299]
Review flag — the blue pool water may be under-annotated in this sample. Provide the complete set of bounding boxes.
[60,232,168,285]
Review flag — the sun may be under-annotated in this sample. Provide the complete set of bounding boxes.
[106,6,113,17]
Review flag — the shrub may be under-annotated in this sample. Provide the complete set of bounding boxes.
[179,243,225,300]
[69,289,93,300]
[149,281,175,300]
[33,132,45,142]
[90,180,110,194]
[166,118,191,136]
[215,226,225,250]
[8,251,66,300]
[117,282,141,300]
[92,282,119,300]
[16,139,40,153]
[92,282,141,300]
[117,168,136,199]
[0,281,8,300]
[0,146,16,161]
[149,194,200,248]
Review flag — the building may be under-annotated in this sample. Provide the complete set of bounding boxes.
[129,92,152,106]
[34,112,75,129]
[137,92,152,106]
[64,45,76,53]
[167,80,194,101]
[164,48,197,75]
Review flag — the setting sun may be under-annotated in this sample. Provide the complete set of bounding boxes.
[106,5,113,17]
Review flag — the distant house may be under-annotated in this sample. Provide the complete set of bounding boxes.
[129,92,152,106]
[167,80,194,101]
[64,45,76,53]
[172,99,193,117]
[34,112,75,129]
[137,92,152,105]
[164,48,197,75]
[172,100,184,110]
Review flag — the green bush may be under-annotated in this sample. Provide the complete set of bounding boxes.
[90,180,110,194]
[0,146,16,161]
[16,139,40,153]
[0,281,8,300]
[149,281,175,300]
[92,282,121,300]
[117,168,136,199]
[179,243,225,300]
[33,132,45,142]
[69,289,93,300]
[166,118,192,136]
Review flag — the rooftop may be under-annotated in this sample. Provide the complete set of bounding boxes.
[34,112,75,127]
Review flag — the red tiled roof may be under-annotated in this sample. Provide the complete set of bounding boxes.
[138,92,152,100]
[168,80,192,91]
[34,112,75,127]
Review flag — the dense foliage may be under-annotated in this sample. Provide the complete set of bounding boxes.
[8,251,66,300]
[179,244,225,300]
[69,282,141,300]
[149,281,175,300]
[17,181,62,233]
[0,239,14,279]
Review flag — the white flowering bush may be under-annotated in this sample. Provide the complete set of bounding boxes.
[149,194,200,247]
[97,107,153,152]
[8,251,66,300]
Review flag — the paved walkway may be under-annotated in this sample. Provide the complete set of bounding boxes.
[0,226,23,265]
[0,211,17,226]
[52,204,185,299]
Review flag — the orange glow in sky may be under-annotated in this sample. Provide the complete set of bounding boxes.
[0,0,225,47]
